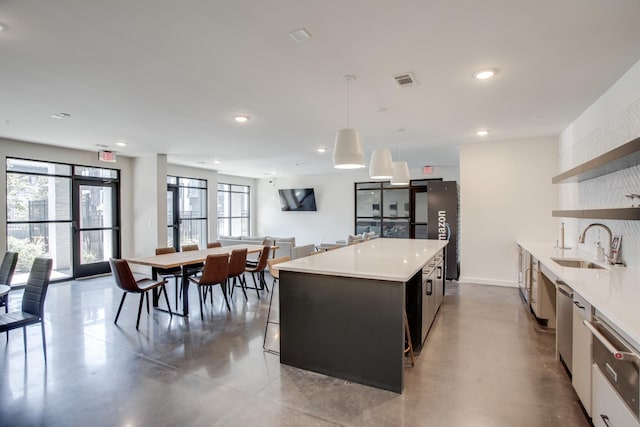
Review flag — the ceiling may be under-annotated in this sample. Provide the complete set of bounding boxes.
[1,0,640,178]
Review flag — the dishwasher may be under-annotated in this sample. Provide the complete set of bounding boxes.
[557,283,573,373]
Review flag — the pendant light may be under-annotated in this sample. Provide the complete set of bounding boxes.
[391,161,410,185]
[369,148,394,179]
[332,75,365,169]
[391,140,410,185]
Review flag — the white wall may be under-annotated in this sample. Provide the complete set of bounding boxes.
[460,137,559,287]
[0,137,136,257]
[559,59,640,268]
[255,166,460,246]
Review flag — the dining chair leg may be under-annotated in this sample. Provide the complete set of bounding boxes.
[263,279,278,352]
[161,285,173,317]
[145,291,150,314]
[115,292,127,324]
[41,321,47,362]
[136,293,145,330]
[23,326,27,354]
[261,271,269,292]
[220,283,231,311]
[197,285,205,320]
[251,273,260,298]
[237,276,248,300]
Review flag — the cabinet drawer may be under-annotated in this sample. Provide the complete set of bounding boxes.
[592,364,640,427]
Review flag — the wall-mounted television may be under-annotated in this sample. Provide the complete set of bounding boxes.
[278,188,317,211]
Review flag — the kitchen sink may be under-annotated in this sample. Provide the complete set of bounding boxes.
[551,257,605,269]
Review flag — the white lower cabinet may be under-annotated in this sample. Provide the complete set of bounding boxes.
[592,364,640,427]
[572,292,592,416]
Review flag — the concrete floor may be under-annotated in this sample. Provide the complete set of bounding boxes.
[0,276,589,426]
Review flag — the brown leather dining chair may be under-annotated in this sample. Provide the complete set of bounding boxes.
[189,254,230,319]
[109,258,172,330]
[0,252,19,313]
[155,247,182,308]
[227,248,248,300]
[0,257,52,361]
[207,241,222,248]
[245,246,271,297]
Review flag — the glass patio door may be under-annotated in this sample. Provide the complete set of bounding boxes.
[72,179,120,277]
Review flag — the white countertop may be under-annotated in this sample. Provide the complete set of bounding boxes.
[278,238,448,282]
[518,241,640,348]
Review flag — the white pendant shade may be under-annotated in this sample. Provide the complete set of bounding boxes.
[333,128,365,169]
[391,161,410,185]
[369,148,394,179]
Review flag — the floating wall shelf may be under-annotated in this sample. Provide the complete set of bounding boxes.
[552,208,640,220]
[552,136,640,184]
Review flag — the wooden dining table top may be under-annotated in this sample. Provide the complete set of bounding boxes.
[127,244,272,269]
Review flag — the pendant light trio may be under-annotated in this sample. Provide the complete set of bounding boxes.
[331,75,410,186]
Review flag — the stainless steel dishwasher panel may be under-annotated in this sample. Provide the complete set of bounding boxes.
[587,317,640,419]
[557,284,573,373]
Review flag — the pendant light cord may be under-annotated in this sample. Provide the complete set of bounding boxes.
[346,77,351,128]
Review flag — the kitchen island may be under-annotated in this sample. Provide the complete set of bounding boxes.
[278,238,448,393]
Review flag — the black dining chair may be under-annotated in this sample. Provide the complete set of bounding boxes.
[0,252,19,313]
[0,257,52,361]
[109,258,172,330]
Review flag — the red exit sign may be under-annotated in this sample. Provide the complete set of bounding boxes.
[98,151,116,163]
[422,165,433,175]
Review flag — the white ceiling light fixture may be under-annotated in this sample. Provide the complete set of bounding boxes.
[51,112,71,119]
[391,161,410,186]
[233,115,250,123]
[391,141,410,185]
[289,28,312,42]
[473,69,498,80]
[332,75,365,169]
[476,129,491,136]
[369,148,393,179]
[115,140,127,147]
[316,147,327,153]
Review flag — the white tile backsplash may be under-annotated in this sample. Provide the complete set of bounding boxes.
[560,97,640,268]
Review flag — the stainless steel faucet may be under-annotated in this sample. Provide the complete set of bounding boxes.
[578,223,614,264]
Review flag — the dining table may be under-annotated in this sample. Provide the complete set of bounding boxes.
[127,244,271,316]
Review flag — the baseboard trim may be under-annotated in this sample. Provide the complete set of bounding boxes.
[457,276,517,288]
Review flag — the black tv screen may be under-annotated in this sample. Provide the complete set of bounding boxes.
[278,188,317,211]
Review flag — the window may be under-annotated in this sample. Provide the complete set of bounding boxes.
[167,176,207,249]
[355,181,410,238]
[217,183,250,237]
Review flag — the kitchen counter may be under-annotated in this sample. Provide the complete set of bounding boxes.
[518,241,640,348]
[278,238,448,393]
[278,238,448,281]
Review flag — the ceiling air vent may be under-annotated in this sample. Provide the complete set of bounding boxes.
[393,72,418,87]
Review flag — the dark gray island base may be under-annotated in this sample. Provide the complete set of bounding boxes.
[279,270,408,393]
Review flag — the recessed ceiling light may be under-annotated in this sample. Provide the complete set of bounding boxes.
[115,140,127,147]
[233,115,250,123]
[289,28,312,42]
[317,147,327,153]
[213,160,221,164]
[476,130,491,136]
[473,69,498,80]
[51,113,71,119]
